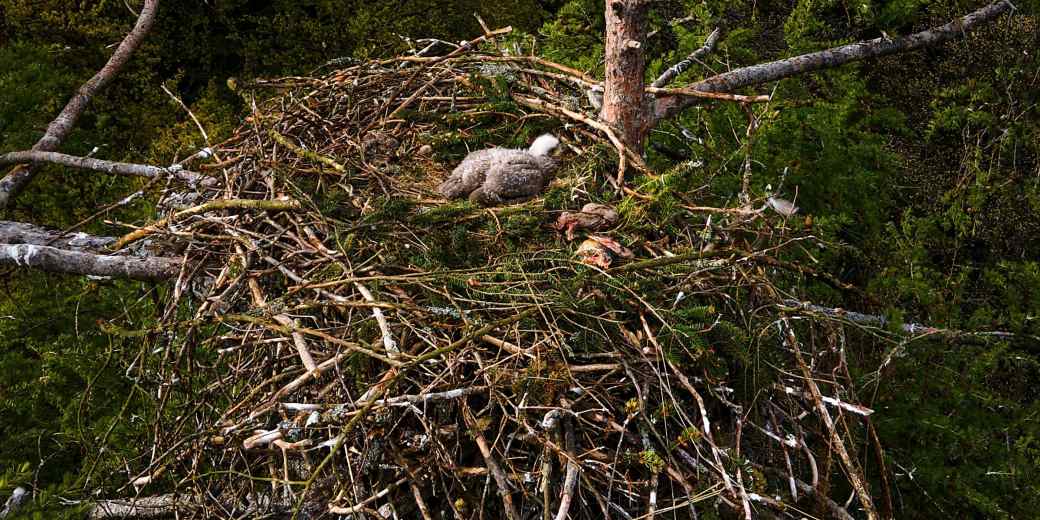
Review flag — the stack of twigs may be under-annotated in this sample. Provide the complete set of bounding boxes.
[115,29,886,520]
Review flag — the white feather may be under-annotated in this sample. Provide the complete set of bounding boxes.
[528,134,559,157]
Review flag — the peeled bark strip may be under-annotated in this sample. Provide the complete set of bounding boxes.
[0,243,179,281]
[0,0,160,209]
[601,0,652,150]
[653,0,1014,123]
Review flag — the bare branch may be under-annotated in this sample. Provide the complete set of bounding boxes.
[0,150,214,187]
[780,318,879,520]
[781,299,1037,343]
[0,0,160,209]
[0,220,114,249]
[646,86,769,103]
[0,243,179,281]
[651,27,721,88]
[653,0,1014,123]
[461,402,522,520]
[1,219,178,281]
[553,415,581,520]
[112,198,302,250]
[754,463,855,520]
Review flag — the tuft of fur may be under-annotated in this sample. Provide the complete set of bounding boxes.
[438,134,560,206]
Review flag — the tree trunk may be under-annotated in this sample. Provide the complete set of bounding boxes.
[601,0,651,152]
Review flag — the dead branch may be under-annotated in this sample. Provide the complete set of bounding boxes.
[89,494,198,519]
[780,317,879,520]
[651,27,721,88]
[273,314,319,373]
[653,0,1015,123]
[0,220,114,250]
[782,299,1036,342]
[553,414,580,520]
[0,0,160,208]
[0,242,179,281]
[0,150,214,187]
[646,86,770,103]
[111,198,302,250]
[461,402,522,520]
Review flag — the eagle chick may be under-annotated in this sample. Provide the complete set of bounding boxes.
[438,134,559,206]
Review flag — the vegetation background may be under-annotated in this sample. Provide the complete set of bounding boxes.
[0,0,1037,518]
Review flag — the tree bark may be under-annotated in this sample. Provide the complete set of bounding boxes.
[0,0,160,209]
[0,220,178,281]
[601,0,652,151]
[0,244,179,281]
[652,0,1014,123]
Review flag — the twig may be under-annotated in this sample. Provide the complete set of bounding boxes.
[461,402,522,520]
[111,198,302,250]
[273,314,319,373]
[553,415,580,520]
[355,282,401,357]
[646,86,769,103]
[779,317,879,520]
[268,129,345,173]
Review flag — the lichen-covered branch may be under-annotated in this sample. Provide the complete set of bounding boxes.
[111,198,302,250]
[0,219,179,280]
[0,220,115,250]
[651,27,720,88]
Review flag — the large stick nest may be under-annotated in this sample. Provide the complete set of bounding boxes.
[125,36,881,520]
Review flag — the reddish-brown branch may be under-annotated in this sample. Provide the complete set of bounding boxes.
[0,0,160,209]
